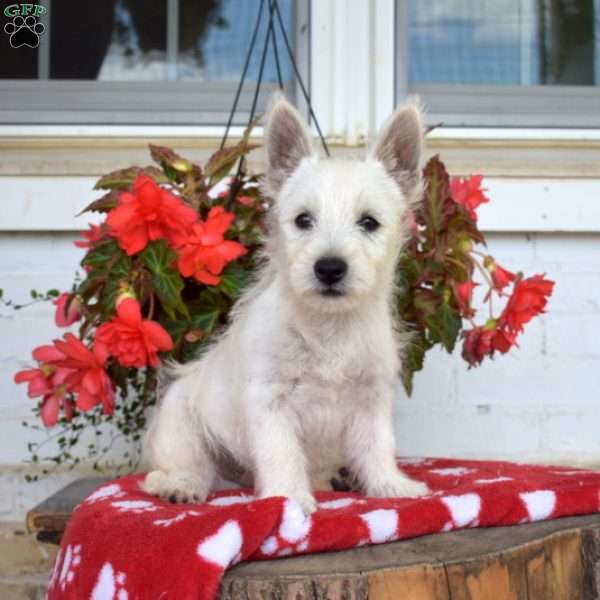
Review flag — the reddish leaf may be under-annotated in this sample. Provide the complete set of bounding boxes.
[76,189,119,216]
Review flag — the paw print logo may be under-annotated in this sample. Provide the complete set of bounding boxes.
[4,15,45,48]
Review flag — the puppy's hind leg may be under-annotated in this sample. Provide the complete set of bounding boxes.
[142,379,216,504]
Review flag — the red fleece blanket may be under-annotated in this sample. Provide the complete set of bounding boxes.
[47,458,600,600]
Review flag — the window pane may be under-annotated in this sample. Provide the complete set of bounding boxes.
[179,1,294,83]
[408,0,598,86]
[0,0,294,83]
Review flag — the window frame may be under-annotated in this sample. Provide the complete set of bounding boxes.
[395,0,600,128]
[0,0,309,126]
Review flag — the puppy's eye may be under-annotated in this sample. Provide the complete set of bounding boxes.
[294,212,314,230]
[357,215,380,233]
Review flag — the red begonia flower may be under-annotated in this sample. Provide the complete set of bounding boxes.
[484,259,516,292]
[39,384,75,428]
[15,345,75,427]
[462,326,495,366]
[74,223,107,249]
[176,206,247,285]
[95,298,174,368]
[32,344,65,363]
[454,281,478,317]
[500,275,555,333]
[492,327,518,354]
[53,334,115,415]
[54,293,82,327]
[450,175,489,220]
[107,175,198,255]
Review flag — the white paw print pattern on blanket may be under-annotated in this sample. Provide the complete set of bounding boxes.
[197,520,243,568]
[91,562,129,600]
[520,490,557,522]
[84,484,125,504]
[361,509,399,543]
[48,544,82,592]
[441,493,482,530]
[430,467,475,477]
[111,500,158,514]
[259,498,314,557]
[153,509,203,527]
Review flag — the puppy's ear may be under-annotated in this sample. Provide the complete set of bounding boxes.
[264,93,313,198]
[371,100,424,195]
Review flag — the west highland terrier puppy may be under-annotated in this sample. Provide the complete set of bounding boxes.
[142,95,431,513]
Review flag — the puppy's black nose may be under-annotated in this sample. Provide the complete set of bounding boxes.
[314,256,348,285]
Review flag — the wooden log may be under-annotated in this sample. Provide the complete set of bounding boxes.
[26,478,600,599]
[26,477,106,536]
[221,516,600,599]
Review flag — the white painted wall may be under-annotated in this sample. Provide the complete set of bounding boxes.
[1,174,599,521]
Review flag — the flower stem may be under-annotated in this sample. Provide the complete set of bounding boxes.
[473,257,494,289]
[148,293,155,321]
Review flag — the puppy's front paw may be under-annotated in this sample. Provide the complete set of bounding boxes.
[142,470,209,504]
[261,488,317,515]
[289,491,317,515]
[366,474,430,499]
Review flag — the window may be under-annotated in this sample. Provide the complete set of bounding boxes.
[397,0,600,127]
[0,0,307,125]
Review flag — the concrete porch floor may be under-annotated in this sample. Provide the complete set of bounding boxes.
[0,522,57,599]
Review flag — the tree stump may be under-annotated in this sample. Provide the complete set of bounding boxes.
[27,478,600,599]
[221,515,600,599]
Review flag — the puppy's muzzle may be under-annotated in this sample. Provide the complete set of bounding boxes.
[314,256,348,286]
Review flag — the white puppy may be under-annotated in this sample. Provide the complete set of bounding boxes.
[142,95,431,514]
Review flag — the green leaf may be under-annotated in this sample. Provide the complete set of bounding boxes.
[400,332,432,396]
[110,252,132,279]
[190,311,220,335]
[139,240,188,319]
[218,264,252,300]
[162,318,190,344]
[425,302,462,353]
[99,277,121,317]
[162,163,179,182]
[185,292,225,336]
[82,239,121,271]
[94,166,169,190]
[94,167,143,190]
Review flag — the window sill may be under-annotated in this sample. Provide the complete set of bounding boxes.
[1,128,600,178]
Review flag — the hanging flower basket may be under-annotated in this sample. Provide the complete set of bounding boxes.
[12,130,554,474]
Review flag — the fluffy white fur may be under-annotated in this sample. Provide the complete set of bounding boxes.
[142,95,431,514]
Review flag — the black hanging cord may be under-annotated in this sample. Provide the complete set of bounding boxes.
[220,0,265,151]
[268,0,284,89]
[220,0,330,159]
[272,0,330,156]
[247,0,276,133]
[235,0,277,179]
